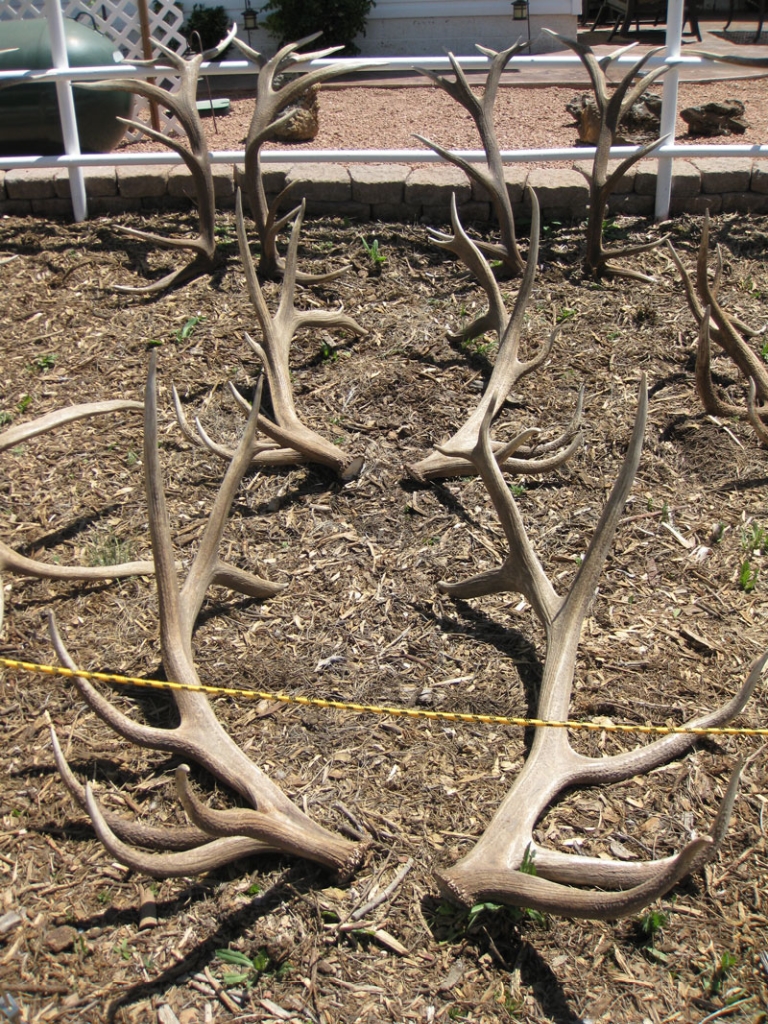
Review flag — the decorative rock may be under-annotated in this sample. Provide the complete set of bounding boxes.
[567,91,661,145]
[681,100,749,137]
[271,81,320,142]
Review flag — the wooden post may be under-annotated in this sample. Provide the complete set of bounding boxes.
[137,0,161,133]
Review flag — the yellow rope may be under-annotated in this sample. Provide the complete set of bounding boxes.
[1,654,766,738]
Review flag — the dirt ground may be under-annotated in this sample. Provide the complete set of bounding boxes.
[0,203,768,1024]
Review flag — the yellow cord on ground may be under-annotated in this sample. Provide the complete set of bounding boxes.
[1,655,766,738]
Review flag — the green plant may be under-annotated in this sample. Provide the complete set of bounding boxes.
[259,0,375,54]
[710,950,737,996]
[509,483,526,498]
[175,315,204,343]
[29,353,56,372]
[215,947,290,988]
[17,395,31,415]
[183,3,229,50]
[741,522,767,556]
[638,908,667,940]
[461,335,494,357]
[0,411,12,426]
[520,843,536,875]
[319,341,337,362]
[556,307,576,324]
[114,938,132,961]
[739,559,758,592]
[87,534,135,567]
[361,236,386,268]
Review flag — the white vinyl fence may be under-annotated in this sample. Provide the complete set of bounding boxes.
[1,0,768,221]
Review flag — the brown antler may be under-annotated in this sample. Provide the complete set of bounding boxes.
[172,189,366,479]
[85,27,237,293]
[415,42,528,280]
[545,32,670,282]
[671,212,768,441]
[0,400,155,634]
[407,191,582,482]
[48,355,366,879]
[232,32,363,281]
[433,384,763,918]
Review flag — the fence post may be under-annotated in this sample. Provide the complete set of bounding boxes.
[655,0,684,220]
[46,0,88,221]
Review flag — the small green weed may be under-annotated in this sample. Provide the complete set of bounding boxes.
[87,534,135,567]
[17,395,32,414]
[556,307,576,324]
[0,411,12,426]
[461,335,495,357]
[520,843,537,875]
[709,951,737,996]
[319,341,337,362]
[361,236,386,268]
[215,947,290,989]
[126,450,139,468]
[29,353,57,373]
[741,522,767,556]
[509,483,526,498]
[739,559,758,592]
[175,315,204,344]
[638,908,667,941]
[114,938,132,961]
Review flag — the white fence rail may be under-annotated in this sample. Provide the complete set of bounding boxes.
[1,0,766,221]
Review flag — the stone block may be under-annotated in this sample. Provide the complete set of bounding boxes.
[370,201,420,221]
[606,192,655,216]
[285,164,351,202]
[89,196,142,215]
[5,168,56,200]
[0,199,32,216]
[117,165,169,198]
[669,194,722,216]
[722,191,768,214]
[31,198,74,216]
[54,166,118,198]
[691,157,752,195]
[634,159,700,196]
[526,168,589,218]
[470,165,527,205]
[350,164,408,205]
[750,163,768,194]
[603,160,635,195]
[404,165,471,207]
[252,162,291,195]
[301,199,369,219]
[456,200,491,223]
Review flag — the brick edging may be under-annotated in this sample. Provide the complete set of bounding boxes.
[2,157,766,220]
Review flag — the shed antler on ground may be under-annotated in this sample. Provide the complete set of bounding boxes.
[434,386,764,918]
[48,354,366,879]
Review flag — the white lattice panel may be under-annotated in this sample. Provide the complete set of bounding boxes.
[0,0,186,135]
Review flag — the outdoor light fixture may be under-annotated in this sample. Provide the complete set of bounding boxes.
[243,1,258,31]
[512,0,529,19]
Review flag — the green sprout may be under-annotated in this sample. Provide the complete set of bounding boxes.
[175,315,204,343]
[361,236,386,269]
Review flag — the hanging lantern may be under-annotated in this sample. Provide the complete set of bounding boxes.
[243,1,258,31]
[512,0,529,19]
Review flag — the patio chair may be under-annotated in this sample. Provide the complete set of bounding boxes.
[723,0,766,41]
[591,0,701,40]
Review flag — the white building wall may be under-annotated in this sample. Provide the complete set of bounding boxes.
[228,0,578,56]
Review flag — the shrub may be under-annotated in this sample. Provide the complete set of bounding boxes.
[184,4,230,51]
[259,0,374,55]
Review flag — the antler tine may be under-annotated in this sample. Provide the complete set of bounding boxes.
[234,191,366,480]
[50,356,365,879]
[434,379,761,917]
[0,400,155,636]
[409,190,581,483]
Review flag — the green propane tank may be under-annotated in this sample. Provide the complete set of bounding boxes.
[0,18,133,156]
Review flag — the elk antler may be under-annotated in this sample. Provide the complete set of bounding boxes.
[85,27,237,293]
[545,32,670,282]
[415,41,528,281]
[172,190,367,480]
[48,355,366,879]
[671,212,768,441]
[433,385,763,918]
[0,400,155,634]
[232,32,365,281]
[407,191,582,482]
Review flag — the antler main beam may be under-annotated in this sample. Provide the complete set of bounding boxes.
[49,355,366,878]
[433,385,763,918]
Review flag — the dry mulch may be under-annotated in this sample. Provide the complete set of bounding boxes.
[0,206,768,1023]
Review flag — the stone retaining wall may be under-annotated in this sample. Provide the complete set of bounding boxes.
[1,158,766,221]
